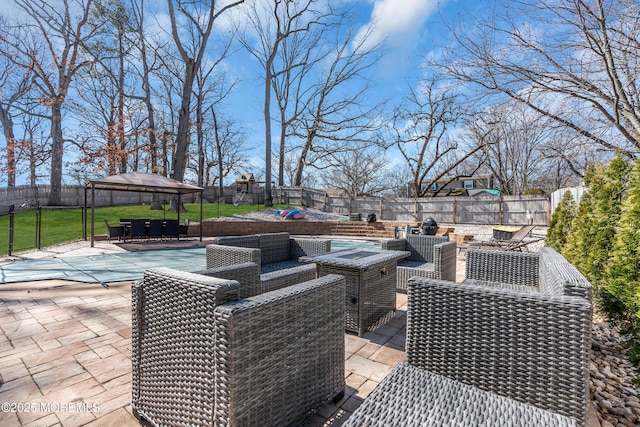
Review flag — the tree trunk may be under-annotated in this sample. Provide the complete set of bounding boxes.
[264,64,273,206]
[212,108,224,203]
[0,105,16,187]
[171,58,196,182]
[48,102,64,205]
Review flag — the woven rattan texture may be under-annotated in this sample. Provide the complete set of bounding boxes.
[465,249,540,286]
[464,248,592,301]
[539,247,592,300]
[206,244,260,268]
[406,277,592,425]
[258,232,291,264]
[290,238,331,259]
[211,234,259,248]
[195,262,262,299]
[213,274,346,426]
[318,259,396,336]
[132,269,345,427]
[260,264,317,294]
[344,363,577,427]
[131,268,240,427]
[382,235,457,292]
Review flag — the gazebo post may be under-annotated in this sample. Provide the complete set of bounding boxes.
[199,194,203,242]
[177,194,181,241]
[83,187,87,240]
[90,184,95,248]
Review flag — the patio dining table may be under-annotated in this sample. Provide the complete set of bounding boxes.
[300,248,409,336]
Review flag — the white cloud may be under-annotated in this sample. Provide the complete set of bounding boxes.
[355,0,442,49]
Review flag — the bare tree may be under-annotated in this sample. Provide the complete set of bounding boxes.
[320,148,389,197]
[290,24,384,186]
[438,0,640,163]
[238,0,326,206]
[0,0,102,205]
[467,103,560,195]
[186,107,248,191]
[0,41,32,187]
[385,78,482,197]
[166,0,245,185]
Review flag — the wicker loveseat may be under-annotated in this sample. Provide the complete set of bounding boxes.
[132,267,345,427]
[345,248,592,426]
[381,235,457,292]
[206,232,331,291]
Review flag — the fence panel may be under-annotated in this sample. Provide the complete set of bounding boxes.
[1,185,551,225]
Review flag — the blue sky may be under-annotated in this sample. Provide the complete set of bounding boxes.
[1,0,486,185]
[218,0,483,174]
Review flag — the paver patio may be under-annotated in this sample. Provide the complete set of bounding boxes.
[0,250,601,426]
[0,276,414,427]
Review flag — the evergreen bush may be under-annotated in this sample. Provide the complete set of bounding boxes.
[546,190,576,252]
[601,160,640,369]
[563,157,630,286]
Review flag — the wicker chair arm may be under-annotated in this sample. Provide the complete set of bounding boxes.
[131,269,240,426]
[206,243,260,268]
[465,248,540,287]
[194,262,262,299]
[406,277,591,425]
[290,237,332,258]
[433,241,457,281]
[213,274,346,426]
[381,238,407,251]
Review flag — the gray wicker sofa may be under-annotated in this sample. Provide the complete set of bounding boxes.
[132,268,345,427]
[345,249,592,426]
[206,232,330,289]
[381,234,457,292]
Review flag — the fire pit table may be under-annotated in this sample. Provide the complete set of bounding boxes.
[300,248,409,336]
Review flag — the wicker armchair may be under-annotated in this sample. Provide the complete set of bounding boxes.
[196,261,317,299]
[206,232,330,286]
[132,268,345,427]
[381,235,457,292]
[465,247,592,300]
[345,254,592,426]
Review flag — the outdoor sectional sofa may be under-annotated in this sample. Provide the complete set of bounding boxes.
[345,247,592,426]
[205,232,331,295]
[131,267,346,427]
[381,234,457,292]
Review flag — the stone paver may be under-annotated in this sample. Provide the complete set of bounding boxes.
[0,256,600,426]
[0,277,412,426]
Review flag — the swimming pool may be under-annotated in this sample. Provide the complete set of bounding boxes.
[330,238,381,252]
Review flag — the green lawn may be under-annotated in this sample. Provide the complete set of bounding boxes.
[0,203,292,256]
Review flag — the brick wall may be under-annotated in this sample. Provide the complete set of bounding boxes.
[199,220,338,236]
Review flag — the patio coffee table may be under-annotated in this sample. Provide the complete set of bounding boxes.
[300,249,409,336]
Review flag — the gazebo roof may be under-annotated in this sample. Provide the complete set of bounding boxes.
[85,172,203,195]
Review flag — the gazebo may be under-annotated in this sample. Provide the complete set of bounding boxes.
[83,172,204,247]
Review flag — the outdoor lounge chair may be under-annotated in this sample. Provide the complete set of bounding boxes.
[462,225,543,252]
[381,235,457,292]
[132,268,346,427]
[178,219,189,238]
[345,251,593,426]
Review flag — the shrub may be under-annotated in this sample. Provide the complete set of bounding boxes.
[601,160,640,370]
[546,190,576,252]
[523,188,546,195]
[563,156,630,286]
